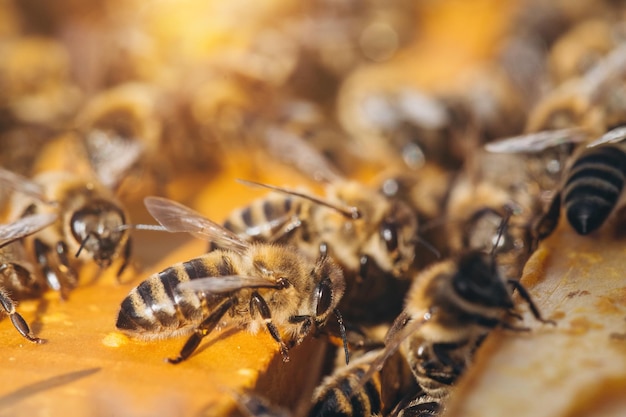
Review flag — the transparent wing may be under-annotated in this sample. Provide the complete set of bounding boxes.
[85,130,144,189]
[177,275,280,293]
[0,213,58,248]
[263,125,345,183]
[0,167,51,203]
[587,125,626,147]
[144,196,250,255]
[357,310,431,392]
[485,128,587,153]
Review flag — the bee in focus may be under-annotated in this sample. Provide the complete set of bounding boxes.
[116,196,347,364]
[357,227,554,412]
[223,131,419,323]
[1,167,132,296]
[0,212,57,343]
[535,126,626,239]
[309,347,415,417]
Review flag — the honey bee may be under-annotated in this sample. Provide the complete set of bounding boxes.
[535,126,626,239]
[116,196,347,364]
[336,76,475,170]
[1,167,132,295]
[224,132,419,323]
[0,212,57,343]
[547,18,619,86]
[358,236,554,409]
[309,347,415,417]
[73,82,159,191]
[526,43,626,136]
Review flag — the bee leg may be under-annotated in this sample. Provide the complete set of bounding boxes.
[116,238,132,280]
[507,279,556,326]
[167,297,235,364]
[34,239,64,296]
[0,287,44,344]
[358,254,370,283]
[533,191,562,244]
[250,291,290,362]
[56,241,78,287]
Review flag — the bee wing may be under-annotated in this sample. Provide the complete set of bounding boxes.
[144,196,250,255]
[177,275,280,293]
[485,128,588,153]
[357,310,431,392]
[263,125,345,184]
[85,131,144,189]
[587,125,626,147]
[0,167,51,203]
[0,213,58,248]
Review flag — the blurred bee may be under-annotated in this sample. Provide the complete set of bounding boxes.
[309,347,415,417]
[535,126,626,239]
[74,82,159,192]
[336,76,476,170]
[526,43,626,136]
[1,167,132,296]
[358,226,554,410]
[116,196,348,364]
[0,212,57,343]
[225,131,419,323]
[547,18,620,86]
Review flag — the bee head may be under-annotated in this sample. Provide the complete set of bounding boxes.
[378,200,418,275]
[311,246,345,324]
[452,251,513,310]
[71,199,127,267]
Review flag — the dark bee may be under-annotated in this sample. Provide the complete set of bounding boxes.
[0,212,57,343]
[116,196,347,364]
[535,127,626,239]
[356,220,554,412]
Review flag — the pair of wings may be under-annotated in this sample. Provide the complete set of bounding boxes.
[144,196,288,294]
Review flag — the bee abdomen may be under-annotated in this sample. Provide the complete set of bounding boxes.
[116,264,204,336]
[223,196,295,240]
[563,147,626,235]
[309,367,382,417]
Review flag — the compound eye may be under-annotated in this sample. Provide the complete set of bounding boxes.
[380,220,398,253]
[315,280,333,316]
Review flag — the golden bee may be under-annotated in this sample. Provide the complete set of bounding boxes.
[0,212,57,343]
[116,196,347,364]
[309,347,415,417]
[1,167,132,295]
[535,126,626,239]
[218,129,420,324]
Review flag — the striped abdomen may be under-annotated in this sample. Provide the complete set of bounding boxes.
[563,145,626,235]
[222,194,299,242]
[309,357,383,417]
[116,254,235,338]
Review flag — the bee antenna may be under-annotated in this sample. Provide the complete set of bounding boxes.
[333,308,350,365]
[75,232,98,258]
[490,206,514,259]
[237,179,361,220]
[415,235,441,259]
